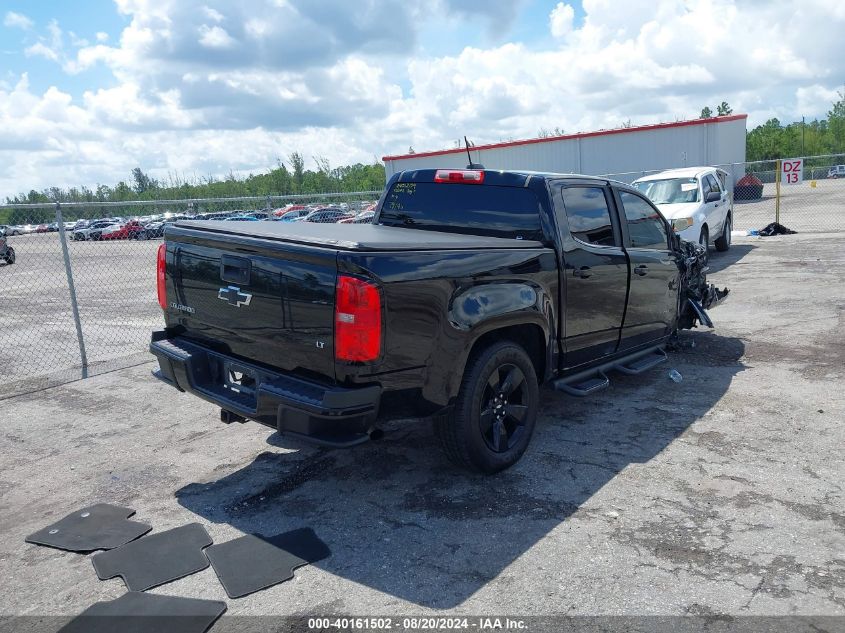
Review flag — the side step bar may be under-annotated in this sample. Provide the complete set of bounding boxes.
[616,349,667,375]
[553,347,667,397]
[555,371,609,397]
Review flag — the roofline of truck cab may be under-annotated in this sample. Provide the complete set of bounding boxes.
[392,168,629,188]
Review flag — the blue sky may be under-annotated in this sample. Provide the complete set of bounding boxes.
[2,1,123,97]
[0,0,842,198]
[3,1,578,98]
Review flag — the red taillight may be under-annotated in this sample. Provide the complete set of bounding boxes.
[434,169,485,184]
[157,243,167,310]
[335,275,381,362]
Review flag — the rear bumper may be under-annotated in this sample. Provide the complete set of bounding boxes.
[149,331,381,447]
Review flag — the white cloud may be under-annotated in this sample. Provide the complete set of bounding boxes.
[3,0,845,199]
[550,3,574,38]
[202,6,224,22]
[24,42,60,62]
[69,32,90,48]
[96,31,109,42]
[198,24,236,49]
[3,11,33,30]
[394,0,845,153]
[23,19,70,67]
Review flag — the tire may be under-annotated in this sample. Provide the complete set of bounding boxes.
[714,213,731,252]
[4,247,14,264]
[435,341,539,473]
[698,226,710,264]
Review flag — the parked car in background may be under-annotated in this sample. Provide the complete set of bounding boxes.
[73,220,119,241]
[224,215,260,221]
[0,232,14,265]
[301,208,354,223]
[273,204,307,218]
[828,165,845,179]
[8,224,37,235]
[101,220,146,240]
[143,217,179,239]
[238,212,270,220]
[274,209,311,222]
[193,212,230,221]
[632,166,732,260]
[0,225,8,236]
[338,210,376,224]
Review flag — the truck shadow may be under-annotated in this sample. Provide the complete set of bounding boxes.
[176,330,745,609]
[706,244,754,273]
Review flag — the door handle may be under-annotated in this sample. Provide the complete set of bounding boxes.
[573,266,592,279]
[634,265,649,276]
[220,255,251,285]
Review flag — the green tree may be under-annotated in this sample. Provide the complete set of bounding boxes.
[131,167,154,194]
[746,118,789,161]
[288,152,305,193]
[717,101,733,116]
[4,152,388,205]
[95,184,111,201]
[700,106,713,119]
[828,91,845,154]
[113,181,133,201]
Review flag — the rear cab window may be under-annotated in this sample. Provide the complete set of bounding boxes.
[377,182,544,240]
[559,186,618,247]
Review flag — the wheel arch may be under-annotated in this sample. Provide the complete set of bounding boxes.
[463,321,548,387]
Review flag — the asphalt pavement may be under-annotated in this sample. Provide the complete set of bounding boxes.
[0,234,843,624]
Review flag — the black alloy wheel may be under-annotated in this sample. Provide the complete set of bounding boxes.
[435,341,539,473]
[479,363,530,453]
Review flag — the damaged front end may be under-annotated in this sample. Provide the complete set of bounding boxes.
[677,239,729,329]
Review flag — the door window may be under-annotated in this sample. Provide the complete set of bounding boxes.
[704,174,720,195]
[619,191,669,250]
[560,187,617,246]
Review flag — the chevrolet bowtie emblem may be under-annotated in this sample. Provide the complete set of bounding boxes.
[218,285,252,307]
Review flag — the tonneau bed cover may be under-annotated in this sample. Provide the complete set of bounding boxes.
[173,221,544,252]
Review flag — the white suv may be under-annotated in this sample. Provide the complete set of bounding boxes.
[828,165,845,179]
[632,166,732,258]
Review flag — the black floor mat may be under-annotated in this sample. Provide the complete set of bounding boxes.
[206,527,330,598]
[92,523,212,591]
[58,591,226,633]
[25,504,152,552]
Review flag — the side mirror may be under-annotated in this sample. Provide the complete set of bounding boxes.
[705,191,721,203]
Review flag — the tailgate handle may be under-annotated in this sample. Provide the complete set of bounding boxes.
[220,255,251,285]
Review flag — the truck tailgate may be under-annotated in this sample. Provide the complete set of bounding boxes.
[165,229,337,381]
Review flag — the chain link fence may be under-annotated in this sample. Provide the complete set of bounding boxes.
[602,153,845,233]
[3,155,844,398]
[0,191,381,399]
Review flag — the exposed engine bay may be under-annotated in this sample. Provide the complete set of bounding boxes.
[677,239,730,329]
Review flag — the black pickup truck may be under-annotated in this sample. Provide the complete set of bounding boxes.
[150,168,726,473]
